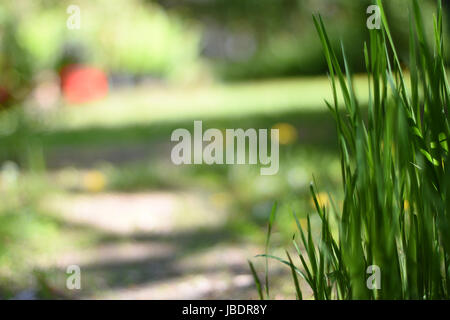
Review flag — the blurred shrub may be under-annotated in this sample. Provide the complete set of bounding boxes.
[0,4,33,107]
[85,0,200,77]
[14,0,201,78]
[16,7,66,72]
[0,108,45,170]
[161,0,440,80]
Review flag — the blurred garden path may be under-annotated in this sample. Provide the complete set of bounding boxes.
[42,191,289,299]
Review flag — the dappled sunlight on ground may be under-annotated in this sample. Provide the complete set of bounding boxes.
[36,191,293,299]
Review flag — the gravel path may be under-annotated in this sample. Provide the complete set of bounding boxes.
[39,191,290,299]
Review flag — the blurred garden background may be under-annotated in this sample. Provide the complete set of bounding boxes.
[0,0,446,299]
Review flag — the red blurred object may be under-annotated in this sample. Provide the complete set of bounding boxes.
[0,86,10,105]
[60,65,108,104]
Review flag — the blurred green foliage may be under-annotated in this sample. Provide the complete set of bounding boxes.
[9,0,201,78]
[0,5,32,107]
[156,0,439,79]
[1,0,443,83]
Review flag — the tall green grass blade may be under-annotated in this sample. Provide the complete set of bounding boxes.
[248,260,264,300]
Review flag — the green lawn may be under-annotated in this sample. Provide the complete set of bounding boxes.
[51,76,369,131]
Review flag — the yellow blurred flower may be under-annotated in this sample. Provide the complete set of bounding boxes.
[272,122,297,145]
[82,170,106,192]
[210,192,230,209]
[310,192,329,208]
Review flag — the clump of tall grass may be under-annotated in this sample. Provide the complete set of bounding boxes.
[250,0,449,299]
